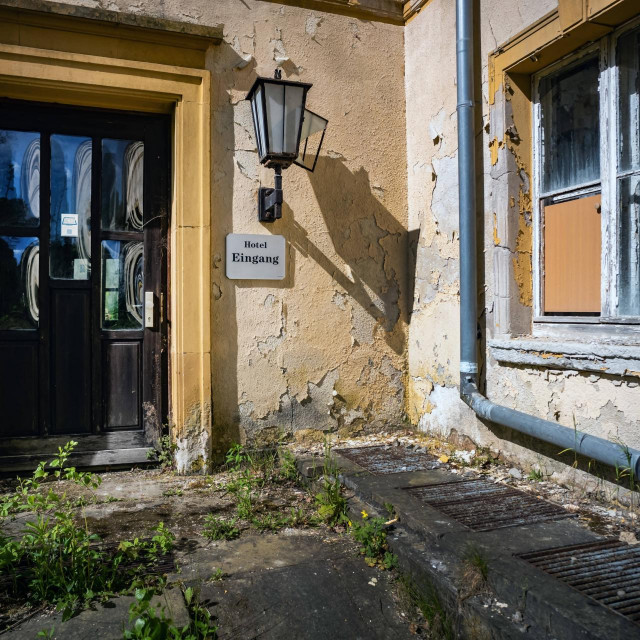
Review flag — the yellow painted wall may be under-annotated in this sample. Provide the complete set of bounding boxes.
[26,0,409,468]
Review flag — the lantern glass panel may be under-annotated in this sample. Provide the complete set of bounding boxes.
[251,85,267,159]
[284,85,304,155]
[265,82,285,155]
[296,109,328,172]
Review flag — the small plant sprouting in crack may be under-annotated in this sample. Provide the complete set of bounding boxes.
[612,438,639,518]
[206,568,226,582]
[397,575,454,640]
[203,515,240,541]
[460,544,489,600]
[314,440,347,526]
[122,586,217,639]
[527,468,544,482]
[225,443,252,472]
[163,488,184,497]
[147,434,178,472]
[348,511,398,570]
[278,449,298,482]
[183,585,218,639]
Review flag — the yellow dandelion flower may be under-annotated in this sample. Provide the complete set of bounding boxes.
[361,509,368,519]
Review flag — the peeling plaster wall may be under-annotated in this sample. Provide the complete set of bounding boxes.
[405,0,640,475]
[56,0,408,467]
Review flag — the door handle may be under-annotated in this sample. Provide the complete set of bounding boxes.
[145,291,155,329]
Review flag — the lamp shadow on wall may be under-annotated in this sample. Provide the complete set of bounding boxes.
[285,156,418,356]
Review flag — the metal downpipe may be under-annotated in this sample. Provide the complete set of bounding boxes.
[455,0,640,478]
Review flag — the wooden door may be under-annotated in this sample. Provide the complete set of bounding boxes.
[0,101,168,444]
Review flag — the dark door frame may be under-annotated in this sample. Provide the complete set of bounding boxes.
[0,99,170,461]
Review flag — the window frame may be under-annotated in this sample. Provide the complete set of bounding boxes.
[532,19,640,329]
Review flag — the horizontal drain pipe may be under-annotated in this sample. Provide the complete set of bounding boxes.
[455,0,640,478]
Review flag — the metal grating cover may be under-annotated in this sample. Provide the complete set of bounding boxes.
[405,478,573,531]
[334,445,439,475]
[519,539,640,625]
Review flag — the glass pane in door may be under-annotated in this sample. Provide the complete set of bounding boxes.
[0,130,40,226]
[50,135,92,280]
[0,235,39,329]
[102,139,144,231]
[101,240,144,329]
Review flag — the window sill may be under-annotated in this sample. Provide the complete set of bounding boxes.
[488,337,640,378]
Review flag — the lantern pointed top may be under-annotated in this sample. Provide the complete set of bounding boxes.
[274,68,282,80]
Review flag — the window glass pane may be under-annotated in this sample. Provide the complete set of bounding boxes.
[101,240,143,330]
[0,130,40,226]
[0,236,39,329]
[102,139,144,231]
[618,27,640,172]
[539,56,600,192]
[618,175,640,315]
[50,135,91,280]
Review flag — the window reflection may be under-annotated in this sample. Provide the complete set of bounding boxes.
[102,140,144,231]
[0,236,39,329]
[50,135,92,280]
[0,130,40,227]
[102,240,143,329]
[539,56,600,193]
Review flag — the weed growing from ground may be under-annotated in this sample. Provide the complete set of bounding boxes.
[225,444,252,471]
[0,442,175,623]
[278,449,298,482]
[397,575,454,640]
[183,586,217,639]
[163,488,184,497]
[123,588,175,639]
[527,469,544,482]
[460,544,489,599]
[147,435,178,471]
[203,516,240,541]
[348,514,397,570]
[472,446,500,470]
[251,512,286,532]
[207,569,225,582]
[314,440,347,525]
[123,586,217,639]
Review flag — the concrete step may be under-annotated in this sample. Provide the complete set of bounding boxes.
[297,448,640,640]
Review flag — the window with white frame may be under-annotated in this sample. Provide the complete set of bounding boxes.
[533,21,640,323]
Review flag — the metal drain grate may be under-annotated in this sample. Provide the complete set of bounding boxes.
[334,445,439,475]
[405,478,573,531]
[519,539,640,625]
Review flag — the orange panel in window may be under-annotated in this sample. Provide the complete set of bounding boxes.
[544,194,601,313]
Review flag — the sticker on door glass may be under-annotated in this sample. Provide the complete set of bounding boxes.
[105,259,119,288]
[73,259,89,280]
[61,214,79,238]
[104,290,119,321]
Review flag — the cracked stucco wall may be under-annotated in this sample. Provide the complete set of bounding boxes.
[406,0,640,475]
[56,0,408,465]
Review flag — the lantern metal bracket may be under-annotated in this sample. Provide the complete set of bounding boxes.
[258,166,283,222]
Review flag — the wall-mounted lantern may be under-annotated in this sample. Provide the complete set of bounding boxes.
[246,70,328,222]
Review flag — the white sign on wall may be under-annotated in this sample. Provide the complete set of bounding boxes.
[226,234,286,280]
